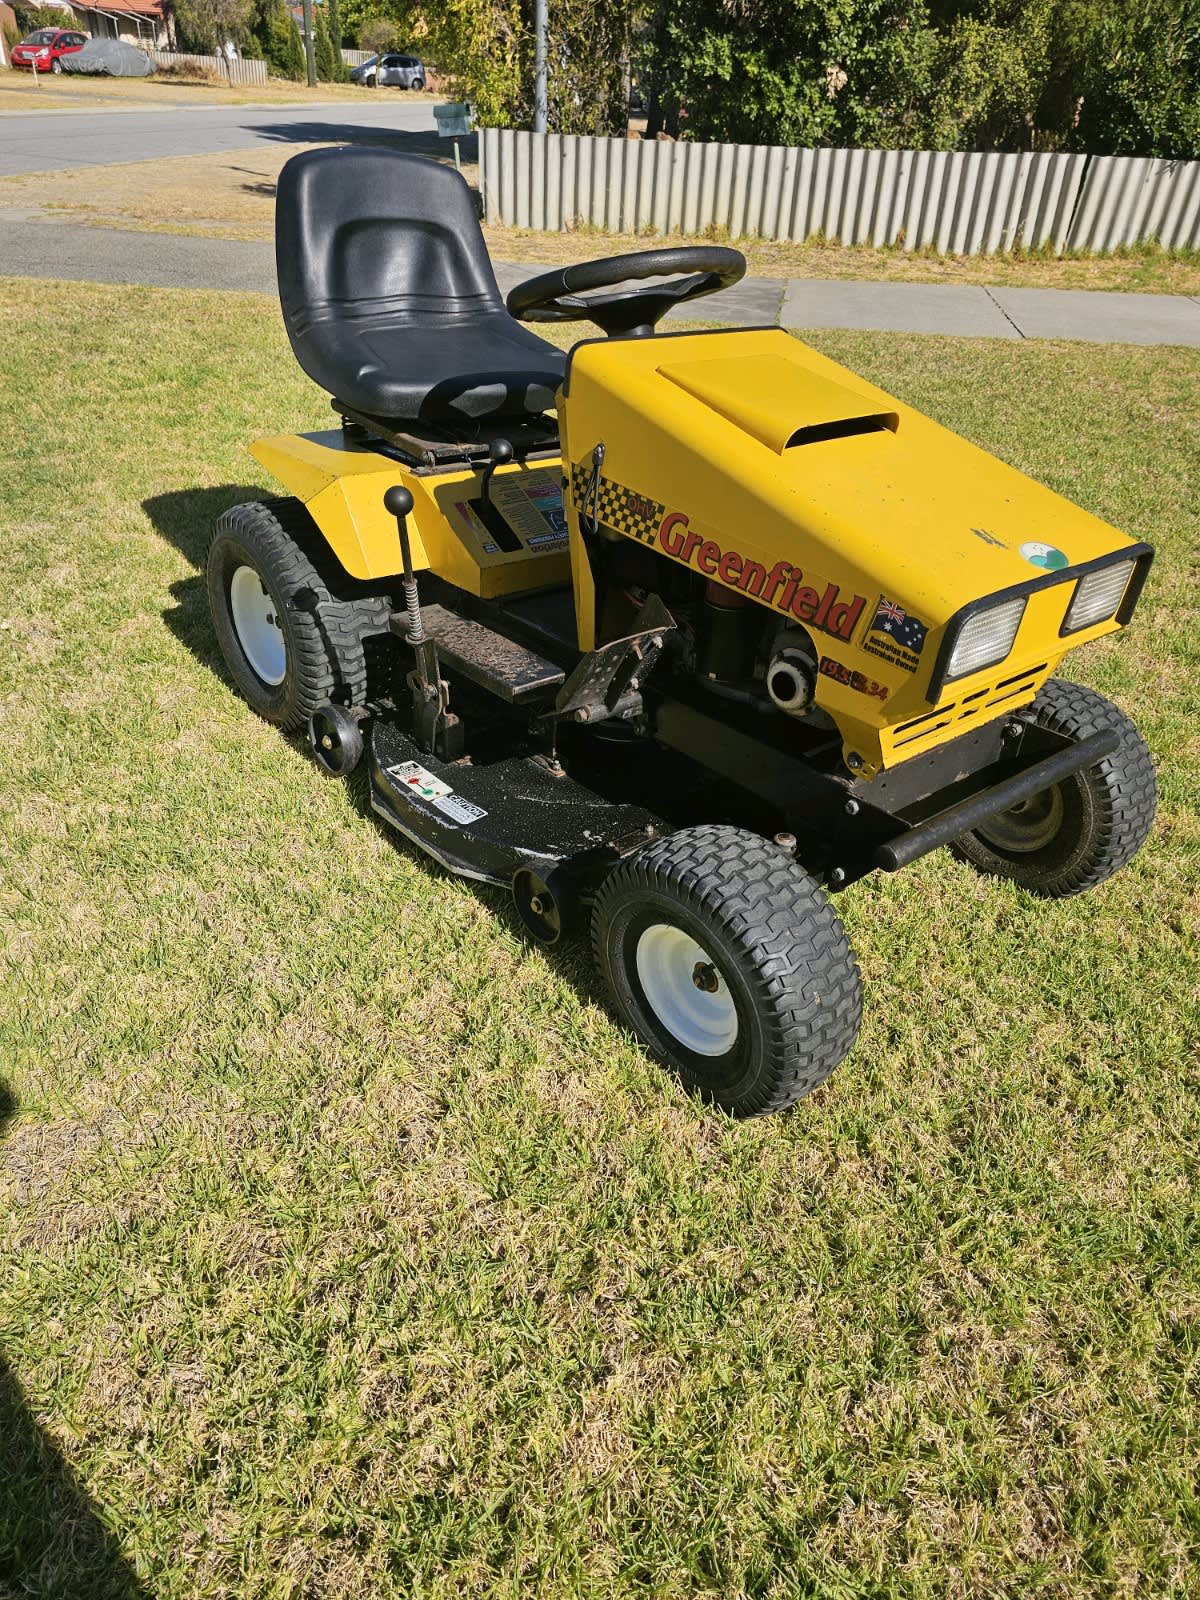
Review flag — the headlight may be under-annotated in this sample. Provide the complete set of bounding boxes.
[944,596,1026,681]
[1061,558,1135,634]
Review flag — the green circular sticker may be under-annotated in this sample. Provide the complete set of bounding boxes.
[1020,540,1069,571]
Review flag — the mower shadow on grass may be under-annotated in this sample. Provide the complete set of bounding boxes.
[146,483,267,689]
[0,1082,152,1598]
[143,487,613,1009]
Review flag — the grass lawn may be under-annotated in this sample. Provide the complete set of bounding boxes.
[0,278,1197,1599]
[3,140,1199,298]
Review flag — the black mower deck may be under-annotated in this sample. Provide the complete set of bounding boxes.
[369,720,665,893]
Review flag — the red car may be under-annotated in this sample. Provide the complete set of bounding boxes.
[10,28,88,73]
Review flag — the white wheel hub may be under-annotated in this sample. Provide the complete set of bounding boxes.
[976,783,1065,854]
[635,923,739,1056]
[229,564,286,686]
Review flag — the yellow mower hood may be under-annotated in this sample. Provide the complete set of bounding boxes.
[559,327,1149,774]
[563,327,1137,617]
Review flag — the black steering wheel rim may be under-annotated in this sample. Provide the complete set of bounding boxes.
[506,246,746,336]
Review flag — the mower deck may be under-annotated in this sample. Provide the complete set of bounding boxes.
[370,719,664,898]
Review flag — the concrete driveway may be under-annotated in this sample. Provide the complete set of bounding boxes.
[0,99,438,177]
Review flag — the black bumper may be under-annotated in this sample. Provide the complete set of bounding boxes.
[871,728,1119,871]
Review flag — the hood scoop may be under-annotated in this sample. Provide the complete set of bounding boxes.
[658,353,899,454]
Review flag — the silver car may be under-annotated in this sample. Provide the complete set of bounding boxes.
[350,52,426,89]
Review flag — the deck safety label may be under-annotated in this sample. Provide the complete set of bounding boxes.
[432,794,488,825]
[386,761,488,826]
[387,761,452,799]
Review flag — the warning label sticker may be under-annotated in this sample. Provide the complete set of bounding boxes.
[386,761,452,800]
[432,793,488,826]
[385,761,487,826]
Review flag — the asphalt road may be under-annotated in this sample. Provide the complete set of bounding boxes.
[0,98,439,177]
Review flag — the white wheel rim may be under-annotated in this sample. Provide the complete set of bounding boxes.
[635,923,739,1056]
[976,783,1064,854]
[229,564,286,686]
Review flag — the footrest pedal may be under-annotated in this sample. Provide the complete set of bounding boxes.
[415,604,566,703]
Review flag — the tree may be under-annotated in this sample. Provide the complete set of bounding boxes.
[341,0,409,49]
[920,1,1053,151]
[313,1,339,77]
[1042,0,1200,156]
[337,0,1200,155]
[641,0,938,147]
[251,0,305,77]
[357,14,398,54]
[417,0,641,132]
[417,0,525,123]
[15,6,84,33]
[173,0,254,54]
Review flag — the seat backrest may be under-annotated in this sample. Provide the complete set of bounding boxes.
[276,148,503,341]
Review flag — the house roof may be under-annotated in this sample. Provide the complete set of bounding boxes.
[74,0,165,14]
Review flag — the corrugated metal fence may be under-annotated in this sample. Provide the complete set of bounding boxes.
[149,50,267,86]
[478,129,1200,254]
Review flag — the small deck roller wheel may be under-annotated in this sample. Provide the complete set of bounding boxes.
[952,678,1156,897]
[310,703,364,776]
[591,825,862,1117]
[206,500,371,733]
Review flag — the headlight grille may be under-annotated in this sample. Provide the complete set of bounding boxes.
[944,597,1026,681]
[1062,559,1136,634]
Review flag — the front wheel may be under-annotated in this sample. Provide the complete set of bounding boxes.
[952,679,1156,897]
[591,825,862,1117]
[51,58,63,74]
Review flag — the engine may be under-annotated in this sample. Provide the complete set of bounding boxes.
[593,536,822,722]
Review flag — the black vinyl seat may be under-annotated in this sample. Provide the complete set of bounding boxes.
[276,147,566,424]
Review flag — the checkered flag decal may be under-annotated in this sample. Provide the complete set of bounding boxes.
[569,463,664,545]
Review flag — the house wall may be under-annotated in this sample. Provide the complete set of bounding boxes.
[70,6,169,48]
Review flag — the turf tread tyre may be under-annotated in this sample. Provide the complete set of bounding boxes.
[592,824,862,1117]
[952,679,1155,897]
[207,499,392,733]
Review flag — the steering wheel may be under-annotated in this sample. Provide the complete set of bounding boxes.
[506,246,746,338]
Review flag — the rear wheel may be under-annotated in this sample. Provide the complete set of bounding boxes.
[591,825,862,1117]
[206,499,391,733]
[952,678,1155,897]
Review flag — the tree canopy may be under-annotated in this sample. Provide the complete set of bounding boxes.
[374,0,1199,157]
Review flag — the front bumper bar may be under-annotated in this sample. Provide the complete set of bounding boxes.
[872,728,1119,872]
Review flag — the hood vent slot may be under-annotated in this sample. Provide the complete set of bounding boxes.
[658,352,899,454]
[786,414,897,448]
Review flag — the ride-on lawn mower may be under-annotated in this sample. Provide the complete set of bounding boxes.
[206,147,1157,1117]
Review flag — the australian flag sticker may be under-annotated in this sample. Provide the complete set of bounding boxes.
[863,596,928,671]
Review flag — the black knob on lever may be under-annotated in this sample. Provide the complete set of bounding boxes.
[383,484,423,642]
[384,484,414,523]
[480,437,513,513]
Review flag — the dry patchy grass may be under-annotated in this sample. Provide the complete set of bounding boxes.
[0,280,1197,1598]
[0,68,439,111]
[0,139,472,240]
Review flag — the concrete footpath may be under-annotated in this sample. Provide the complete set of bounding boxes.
[3,212,1200,345]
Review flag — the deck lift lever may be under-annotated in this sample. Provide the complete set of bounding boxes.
[384,485,464,759]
